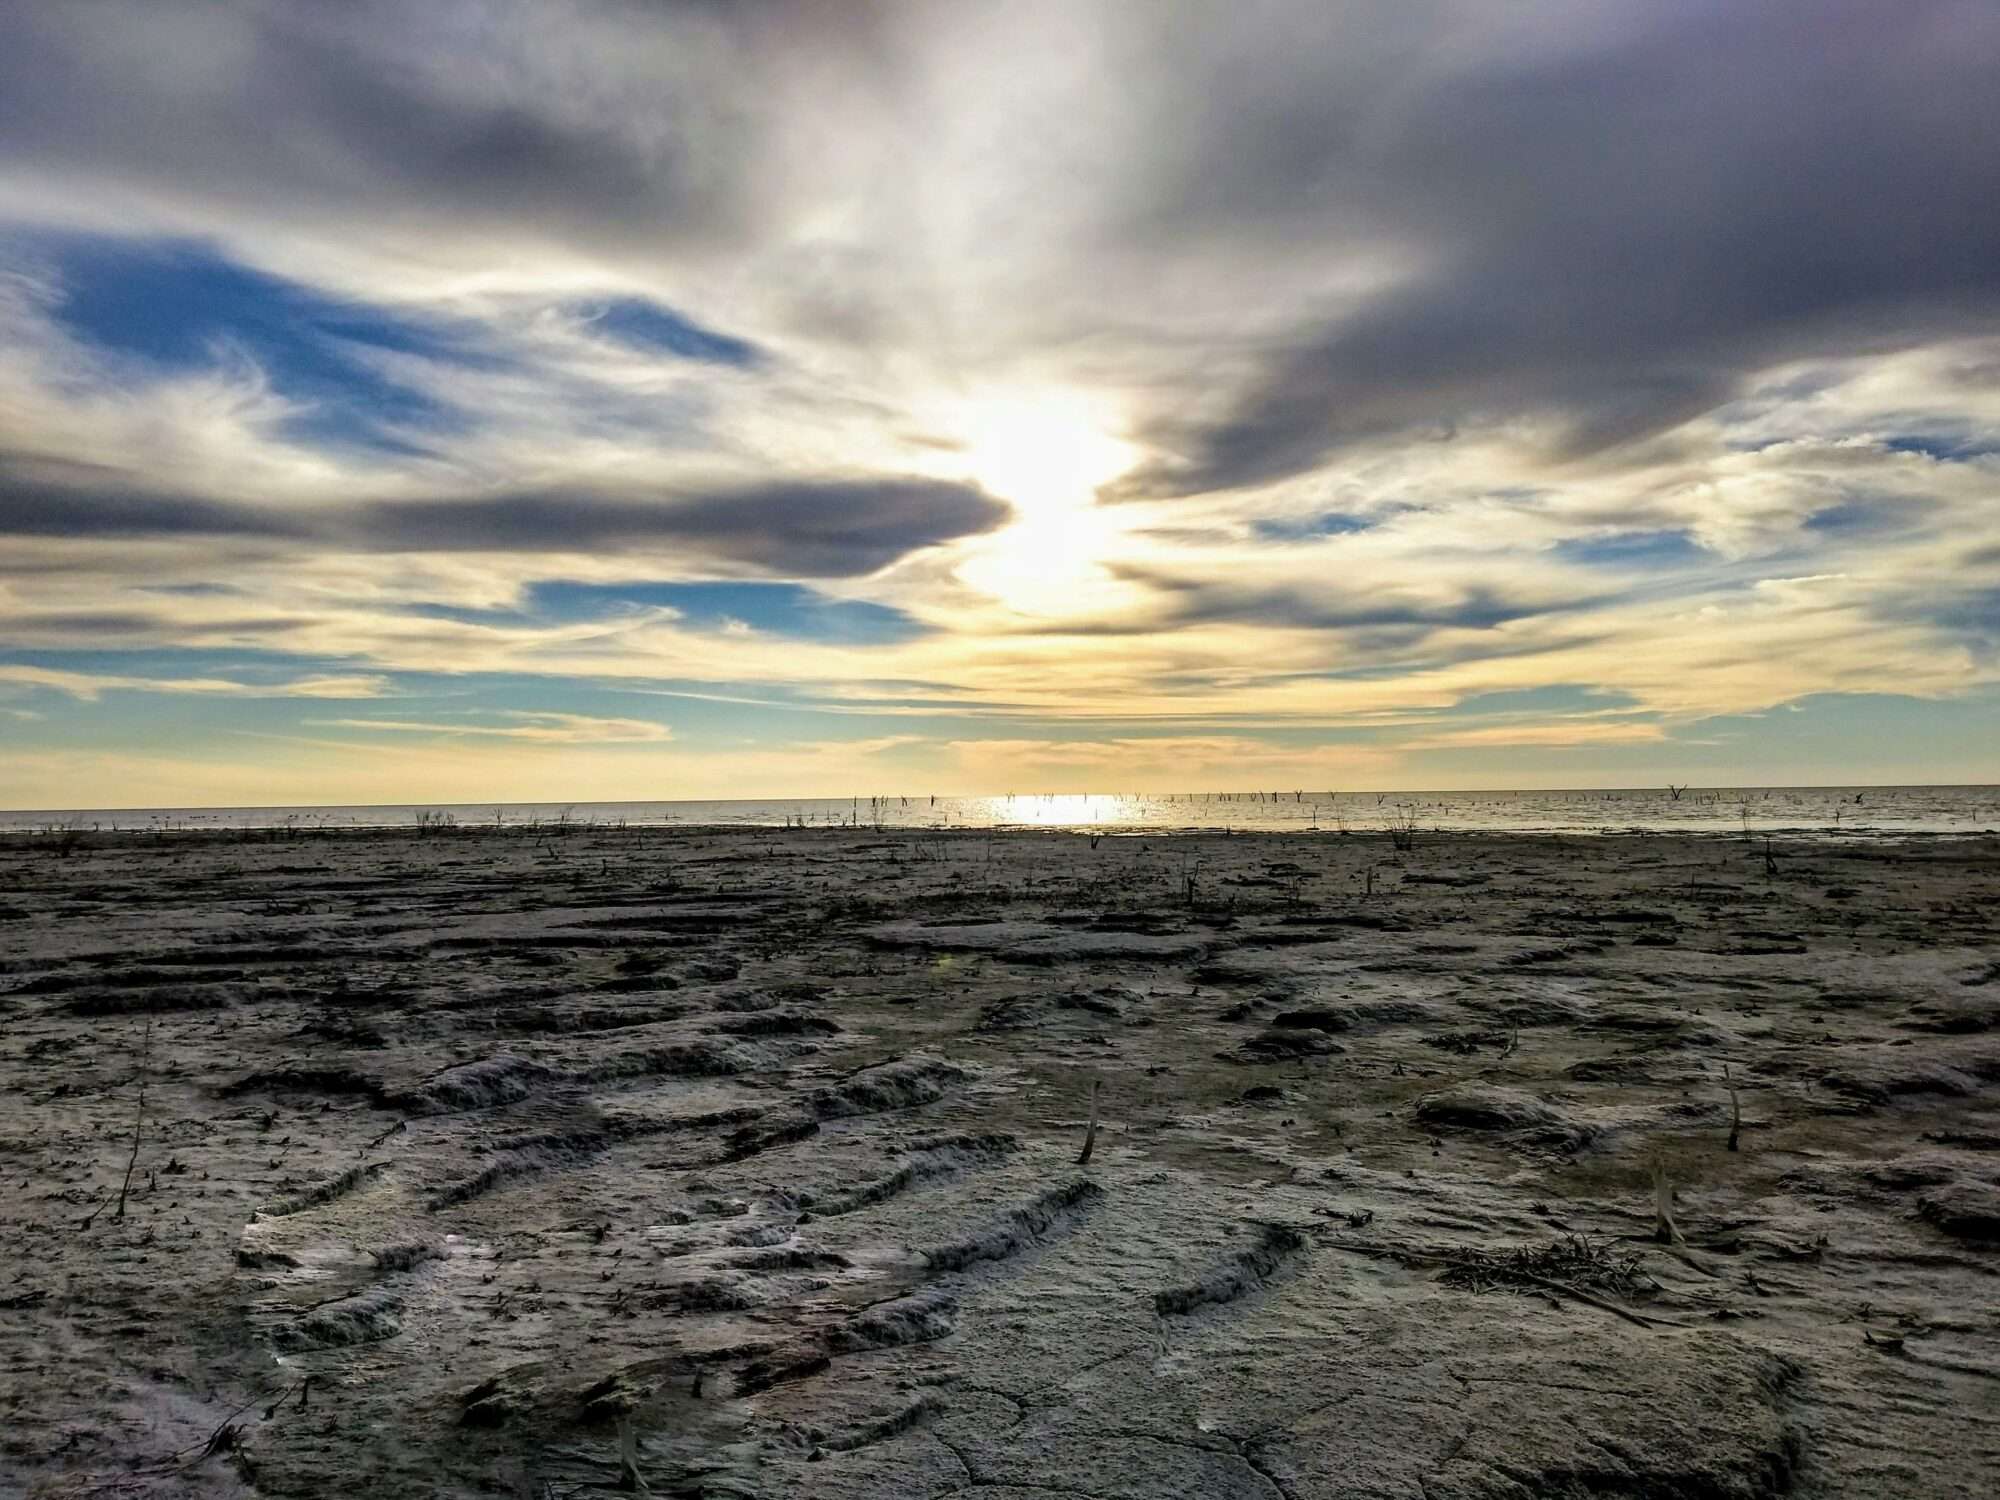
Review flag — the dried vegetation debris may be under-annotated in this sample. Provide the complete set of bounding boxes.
[1433,1234,1653,1298]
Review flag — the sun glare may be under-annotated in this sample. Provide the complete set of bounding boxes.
[958,392,1133,515]
[952,391,1136,614]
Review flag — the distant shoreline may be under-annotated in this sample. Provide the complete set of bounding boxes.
[4,821,1996,850]
[5,781,1996,819]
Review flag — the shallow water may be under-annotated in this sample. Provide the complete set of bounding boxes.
[5,783,1998,837]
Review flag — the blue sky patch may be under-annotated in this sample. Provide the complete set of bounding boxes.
[1252,511,1376,542]
[37,233,479,456]
[527,580,928,644]
[1444,684,1641,717]
[1803,499,1919,538]
[1551,530,1707,568]
[1922,587,2000,646]
[1884,434,1994,462]
[0,645,369,682]
[575,297,761,367]
[1400,689,2000,783]
[1683,690,2000,762]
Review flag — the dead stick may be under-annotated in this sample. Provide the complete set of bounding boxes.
[114,1013,153,1222]
[1725,1063,1741,1152]
[1075,1079,1102,1165]
[1505,1270,1696,1330]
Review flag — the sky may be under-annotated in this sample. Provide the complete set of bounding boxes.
[2,0,1999,809]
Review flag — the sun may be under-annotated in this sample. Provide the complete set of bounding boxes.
[957,391,1134,516]
[950,390,1136,613]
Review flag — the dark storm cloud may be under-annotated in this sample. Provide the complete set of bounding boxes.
[0,460,304,540]
[1109,0,2000,496]
[0,457,1006,578]
[350,479,1007,575]
[0,3,760,256]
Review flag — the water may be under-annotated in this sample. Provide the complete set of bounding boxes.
[4,786,1996,838]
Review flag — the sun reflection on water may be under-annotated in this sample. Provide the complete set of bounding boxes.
[965,793,1152,827]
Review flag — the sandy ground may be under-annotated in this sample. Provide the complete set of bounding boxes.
[1,824,1997,1499]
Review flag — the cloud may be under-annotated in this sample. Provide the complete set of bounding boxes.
[0,664,388,701]
[1106,565,1601,637]
[1101,1,2000,497]
[348,480,1006,575]
[1399,721,1668,751]
[520,580,930,644]
[0,459,302,541]
[0,4,771,265]
[0,458,1006,577]
[312,711,671,744]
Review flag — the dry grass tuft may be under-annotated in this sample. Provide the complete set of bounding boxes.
[1437,1235,1651,1298]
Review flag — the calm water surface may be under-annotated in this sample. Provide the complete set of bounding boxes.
[4,786,1996,838]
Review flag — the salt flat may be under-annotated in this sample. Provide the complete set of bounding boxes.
[1,826,1996,1498]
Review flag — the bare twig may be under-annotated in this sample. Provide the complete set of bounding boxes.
[1075,1080,1102,1165]
[1503,1269,1688,1330]
[617,1415,649,1492]
[1651,1158,1684,1246]
[114,1014,153,1223]
[1725,1064,1741,1152]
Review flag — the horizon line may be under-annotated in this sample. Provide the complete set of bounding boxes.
[4,780,1994,819]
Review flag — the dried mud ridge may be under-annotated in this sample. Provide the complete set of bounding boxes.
[1,825,1998,1498]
